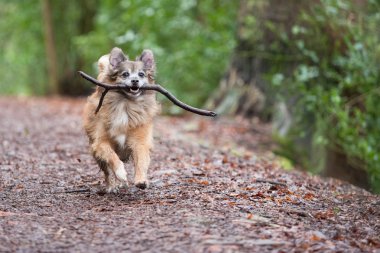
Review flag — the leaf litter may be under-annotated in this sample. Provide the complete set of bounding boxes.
[0,97,379,252]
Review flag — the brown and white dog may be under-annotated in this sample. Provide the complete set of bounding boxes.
[83,47,160,192]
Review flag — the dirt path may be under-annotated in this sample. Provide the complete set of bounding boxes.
[0,97,379,253]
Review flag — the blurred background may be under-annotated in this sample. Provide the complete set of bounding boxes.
[0,0,379,193]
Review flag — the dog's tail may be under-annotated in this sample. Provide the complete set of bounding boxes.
[97,54,110,82]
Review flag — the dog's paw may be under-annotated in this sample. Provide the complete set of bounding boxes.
[135,181,149,190]
[106,187,119,194]
[118,180,129,189]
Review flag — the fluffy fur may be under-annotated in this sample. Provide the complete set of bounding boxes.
[83,47,160,192]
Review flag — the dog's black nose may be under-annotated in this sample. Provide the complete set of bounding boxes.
[131,79,139,87]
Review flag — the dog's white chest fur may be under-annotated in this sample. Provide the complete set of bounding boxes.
[109,101,128,147]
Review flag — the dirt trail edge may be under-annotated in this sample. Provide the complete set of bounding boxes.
[0,97,379,253]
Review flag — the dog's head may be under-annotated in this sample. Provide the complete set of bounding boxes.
[97,47,155,98]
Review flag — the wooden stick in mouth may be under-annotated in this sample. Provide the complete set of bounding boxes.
[78,71,217,117]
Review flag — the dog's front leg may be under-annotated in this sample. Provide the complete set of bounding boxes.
[132,144,151,189]
[91,140,128,192]
[128,124,153,189]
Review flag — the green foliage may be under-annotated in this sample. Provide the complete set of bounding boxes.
[74,0,238,111]
[0,0,99,95]
[0,1,46,95]
[0,0,238,107]
[269,0,380,192]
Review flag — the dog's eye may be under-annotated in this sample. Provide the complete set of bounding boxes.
[138,72,145,78]
[121,72,130,78]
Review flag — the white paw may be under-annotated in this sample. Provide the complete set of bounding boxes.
[106,186,120,194]
[118,181,129,189]
[114,163,127,182]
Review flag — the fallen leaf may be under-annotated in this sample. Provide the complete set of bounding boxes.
[0,211,16,217]
[199,180,209,185]
[303,193,315,200]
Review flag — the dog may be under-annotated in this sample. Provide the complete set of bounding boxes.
[83,47,160,192]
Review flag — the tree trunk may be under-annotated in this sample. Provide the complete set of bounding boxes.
[41,0,59,95]
[41,0,98,96]
[208,0,306,121]
[324,147,370,190]
[56,0,98,96]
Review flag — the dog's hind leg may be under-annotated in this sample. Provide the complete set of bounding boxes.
[96,159,122,193]
[92,141,128,192]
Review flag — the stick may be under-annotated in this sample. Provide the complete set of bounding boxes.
[63,189,91,194]
[95,89,109,114]
[78,71,217,117]
[255,179,287,187]
[279,207,313,218]
[50,188,91,194]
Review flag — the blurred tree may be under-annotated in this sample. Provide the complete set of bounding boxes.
[208,0,307,120]
[42,0,58,94]
[49,0,99,95]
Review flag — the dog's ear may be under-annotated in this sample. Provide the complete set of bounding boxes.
[109,47,127,69]
[138,49,155,71]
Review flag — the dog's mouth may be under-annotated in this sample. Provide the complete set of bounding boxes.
[129,86,140,94]
[119,87,142,98]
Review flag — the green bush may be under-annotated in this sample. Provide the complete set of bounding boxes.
[270,0,380,192]
[0,1,46,95]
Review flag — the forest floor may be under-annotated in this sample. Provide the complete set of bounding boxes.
[0,97,379,253]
